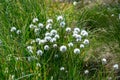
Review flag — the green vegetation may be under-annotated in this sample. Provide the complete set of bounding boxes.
[0,0,120,80]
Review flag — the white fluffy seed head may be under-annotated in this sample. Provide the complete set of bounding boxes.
[80,44,84,48]
[113,64,119,70]
[10,27,17,32]
[84,70,89,74]
[54,34,60,39]
[50,29,57,36]
[38,23,44,28]
[36,38,41,43]
[68,42,74,47]
[36,63,41,67]
[60,21,66,27]
[60,45,67,52]
[53,44,57,48]
[44,36,52,42]
[74,27,80,32]
[74,48,80,54]
[33,18,38,23]
[102,58,107,65]
[29,24,34,29]
[47,19,53,23]
[46,23,52,30]
[30,40,35,44]
[16,30,21,34]
[50,38,56,43]
[73,1,77,6]
[81,30,88,36]
[27,46,33,53]
[57,15,63,21]
[36,50,43,56]
[60,67,65,71]
[66,27,71,32]
[44,45,50,50]
[83,39,89,45]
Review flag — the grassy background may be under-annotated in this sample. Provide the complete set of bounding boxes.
[0,0,120,80]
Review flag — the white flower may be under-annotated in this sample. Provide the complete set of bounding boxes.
[84,70,89,74]
[54,34,60,39]
[34,28,40,33]
[44,45,50,50]
[36,63,41,67]
[50,38,56,43]
[72,33,78,38]
[101,58,107,65]
[113,64,119,70]
[53,44,57,48]
[60,67,65,71]
[50,29,57,36]
[80,44,84,48]
[36,38,41,43]
[73,1,77,6]
[111,14,114,17]
[45,32,51,37]
[36,50,43,56]
[68,42,74,47]
[81,30,88,36]
[30,40,35,44]
[44,36,52,42]
[38,23,44,28]
[47,19,53,23]
[83,39,89,44]
[76,35,82,39]
[29,24,34,29]
[46,23,52,30]
[74,27,80,32]
[33,18,38,23]
[10,27,16,32]
[27,46,33,53]
[74,48,80,54]
[57,15,63,21]
[60,21,65,27]
[16,30,21,34]
[66,27,71,32]
[38,39,46,45]
[60,45,67,52]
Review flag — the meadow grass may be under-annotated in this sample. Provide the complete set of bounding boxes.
[0,0,120,80]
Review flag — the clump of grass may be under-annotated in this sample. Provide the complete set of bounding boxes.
[0,0,120,80]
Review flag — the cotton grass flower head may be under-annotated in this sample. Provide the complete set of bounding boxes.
[47,19,53,23]
[60,67,65,71]
[60,21,66,27]
[73,1,77,6]
[38,23,44,28]
[50,29,57,36]
[44,45,50,50]
[46,23,52,30]
[68,42,74,47]
[83,39,89,45]
[36,50,43,56]
[16,30,21,34]
[60,45,67,52]
[57,15,63,21]
[81,30,88,36]
[53,44,57,48]
[44,36,52,42]
[33,18,38,23]
[10,27,16,32]
[80,44,84,48]
[27,46,33,53]
[74,27,80,33]
[84,70,89,74]
[74,48,80,54]
[101,58,107,65]
[113,64,119,70]
[66,27,71,32]
[54,34,60,39]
